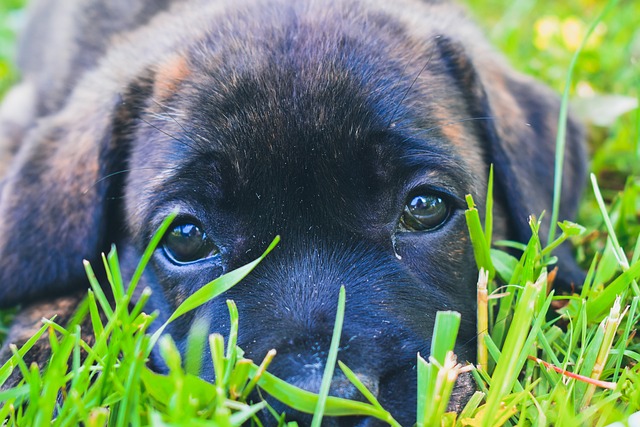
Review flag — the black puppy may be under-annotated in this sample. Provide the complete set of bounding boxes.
[0,0,586,424]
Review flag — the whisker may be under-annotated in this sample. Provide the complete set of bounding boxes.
[149,97,190,135]
[386,47,437,129]
[138,116,201,154]
[83,166,181,193]
[93,169,132,185]
[146,97,214,156]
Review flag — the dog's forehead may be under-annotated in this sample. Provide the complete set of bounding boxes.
[127,4,486,232]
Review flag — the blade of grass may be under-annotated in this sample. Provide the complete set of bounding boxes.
[591,173,640,297]
[612,296,639,382]
[337,361,384,410]
[150,236,279,346]
[547,0,618,245]
[485,165,494,248]
[481,272,546,426]
[311,285,346,427]
[477,268,490,371]
[185,317,209,377]
[127,212,178,299]
[83,261,114,318]
[0,323,49,387]
[107,247,124,302]
[586,258,640,321]
[581,297,624,409]
[252,368,393,420]
[418,310,461,427]
[465,195,495,279]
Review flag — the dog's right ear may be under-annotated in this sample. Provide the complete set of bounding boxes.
[0,76,153,307]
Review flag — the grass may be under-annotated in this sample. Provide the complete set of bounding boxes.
[1,0,639,425]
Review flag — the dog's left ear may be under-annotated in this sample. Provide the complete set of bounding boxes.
[0,76,152,307]
[434,37,588,290]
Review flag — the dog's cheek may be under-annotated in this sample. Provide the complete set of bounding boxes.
[394,219,478,343]
[396,218,476,288]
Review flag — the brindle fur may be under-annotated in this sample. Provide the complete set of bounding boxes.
[0,0,586,425]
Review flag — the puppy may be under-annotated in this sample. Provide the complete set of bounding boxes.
[0,0,586,424]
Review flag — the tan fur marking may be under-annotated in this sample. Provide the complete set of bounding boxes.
[154,55,191,100]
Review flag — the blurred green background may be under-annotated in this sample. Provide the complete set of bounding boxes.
[462,0,639,209]
[0,0,24,95]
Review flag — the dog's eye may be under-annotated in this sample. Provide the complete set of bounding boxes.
[163,222,219,263]
[400,194,450,231]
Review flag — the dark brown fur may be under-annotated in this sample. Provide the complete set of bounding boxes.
[0,0,586,425]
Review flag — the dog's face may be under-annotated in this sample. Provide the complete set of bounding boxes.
[0,0,586,424]
[128,27,485,421]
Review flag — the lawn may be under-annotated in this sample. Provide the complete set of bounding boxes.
[0,0,639,426]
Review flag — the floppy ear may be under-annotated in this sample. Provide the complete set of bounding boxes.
[435,37,588,290]
[0,76,153,307]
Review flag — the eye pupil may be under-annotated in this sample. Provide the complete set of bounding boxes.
[163,222,217,263]
[401,194,449,231]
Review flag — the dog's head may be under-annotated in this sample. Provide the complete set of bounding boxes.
[0,0,586,424]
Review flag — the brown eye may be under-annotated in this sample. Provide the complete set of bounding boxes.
[163,222,219,263]
[400,194,450,231]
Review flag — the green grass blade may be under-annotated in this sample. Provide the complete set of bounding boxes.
[337,361,384,410]
[311,285,346,427]
[0,323,49,387]
[485,165,494,249]
[83,260,114,318]
[430,311,461,364]
[547,0,618,245]
[228,401,268,426]
[591,173,640,297]
[150,236,279,345]
[107,246,124,302]
[482,272,546,426]
[465,195,495,279]
[612,296,638,382]
[127,212,178,299]
[252,368,389,419]
[185,317,209,377]
[586,258,640,321]
[418,311,461,426]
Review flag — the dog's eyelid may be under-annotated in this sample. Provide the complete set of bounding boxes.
[162,245,221,266]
